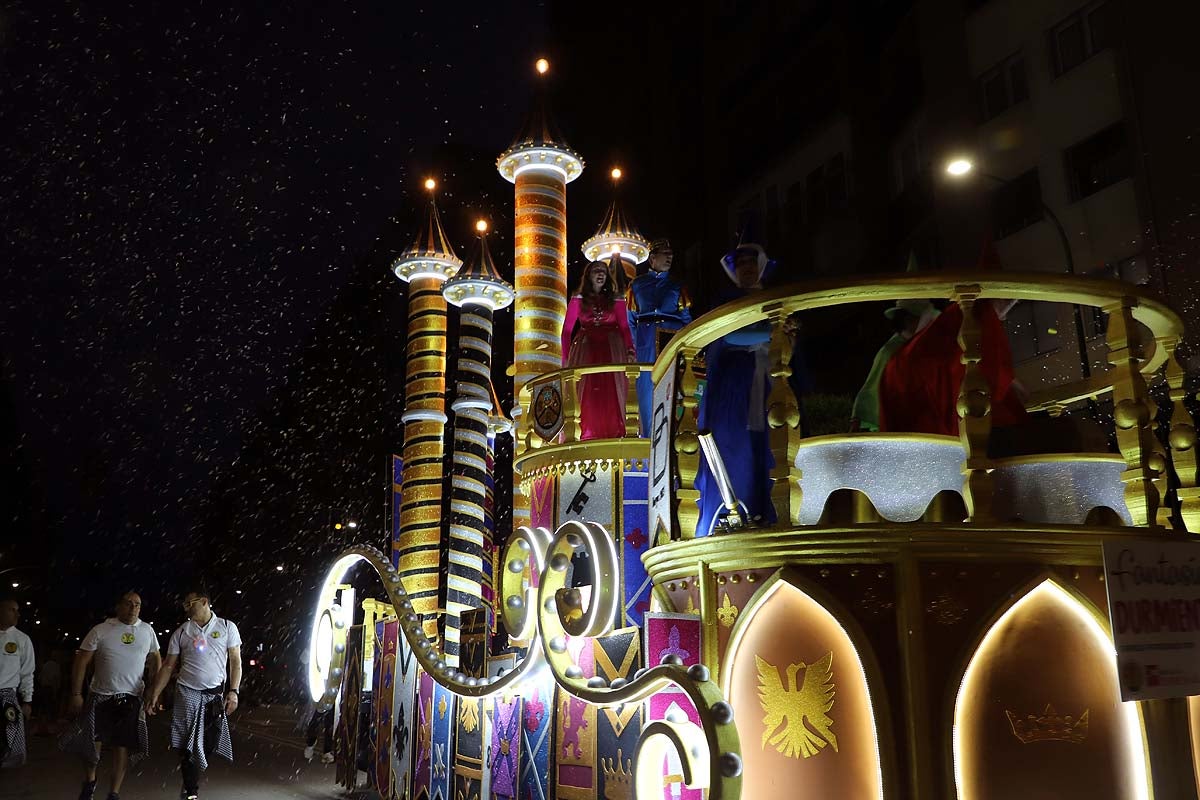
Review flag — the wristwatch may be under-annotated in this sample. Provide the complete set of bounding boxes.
[228,688,239,695]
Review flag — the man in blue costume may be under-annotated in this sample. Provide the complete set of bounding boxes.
[694,240,776,536]
[626,239,692,436]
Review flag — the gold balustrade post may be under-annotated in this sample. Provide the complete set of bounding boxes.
[1165,339,1199,531]
[624,364,642,438]
[1104,298,1162,527]
[516,385,534,455]
[765,309,803,526]
[561,372,581,444]
[673,347,702,540]
[954,286,993,522]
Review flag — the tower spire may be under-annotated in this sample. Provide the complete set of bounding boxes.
[581,167,650,272]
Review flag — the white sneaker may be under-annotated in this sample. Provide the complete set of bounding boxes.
[321,752,335,764]
[303,745,314,761]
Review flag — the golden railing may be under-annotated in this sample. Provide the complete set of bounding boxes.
[647,272,1194,535]
[515,362,650,452]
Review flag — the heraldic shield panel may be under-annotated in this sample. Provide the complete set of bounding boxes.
[954,580,1149,800]
[725,578,884,799]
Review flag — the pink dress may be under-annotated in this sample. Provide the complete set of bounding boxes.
[561,295,634,440]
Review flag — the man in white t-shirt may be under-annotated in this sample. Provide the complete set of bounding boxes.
[59,592,161,800]
[146,588,242,800]
[0,596,35,769]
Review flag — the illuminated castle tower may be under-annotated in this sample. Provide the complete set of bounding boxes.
[440,222,514,667]
[580,167,650,276]
[496,58,583,528]
[390,180,462,639]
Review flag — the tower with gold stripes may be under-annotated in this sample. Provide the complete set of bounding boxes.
[391,181,461,639]
[496,59,583,529]
[441,222,513,666]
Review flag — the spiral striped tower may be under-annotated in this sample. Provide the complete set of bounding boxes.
[391,181,462,640]
[441,223,514,666]
[497,58,583,529]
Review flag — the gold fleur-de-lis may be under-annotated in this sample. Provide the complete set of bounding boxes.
[438,695,447,720]
[716,593,739,627]
[460,700,479,733]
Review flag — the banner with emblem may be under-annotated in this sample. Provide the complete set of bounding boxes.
[374,619,398,796]
[595,627,643,800]
[430,681,455,800]
[391,628,418,800]
[531,378,565,442]
[646,691,703,800]
[519,675,553,800]
[459,607,489,679]
[336,625,365,789]
[413,669,435,800]
[644,613,703,800]
[453,695,488,800]
[558,467,615,528]
[649,357,677,544]
[621,466,651,627]
[554,637,596,800]
[488,691,522,800]
[530,476,555,530]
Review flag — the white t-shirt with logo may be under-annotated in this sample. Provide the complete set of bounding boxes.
[80,617,161,696]
[167,616,241,691]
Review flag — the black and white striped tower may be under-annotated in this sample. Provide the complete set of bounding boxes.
[441,221,514,667]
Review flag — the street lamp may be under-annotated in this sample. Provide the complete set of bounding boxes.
[944,158,1093,382]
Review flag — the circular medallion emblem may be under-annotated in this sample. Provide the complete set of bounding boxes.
[211,631,222,639]
[533,385,562,429]
[121,633,135,645]
[4,642,17,654]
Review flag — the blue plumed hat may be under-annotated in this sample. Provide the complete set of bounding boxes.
[719,216,776,285]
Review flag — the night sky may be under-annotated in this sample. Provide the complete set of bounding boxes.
[1,2,572,632]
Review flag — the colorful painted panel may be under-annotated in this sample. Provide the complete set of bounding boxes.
[555,637,596,800]
[375,619,399,796]
[647,691,703,800]
[431,681,455,800]
[489,693,523,800]
[520,677,553,800]
[530,476,555,530]
[620,465,651,627]
[595,628,643,800]
[644,613,701,669]
[392,627,419,800]
[453,696,488,800]
[413,670,435,800]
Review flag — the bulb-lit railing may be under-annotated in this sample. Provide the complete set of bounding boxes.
[647,272,1193,535]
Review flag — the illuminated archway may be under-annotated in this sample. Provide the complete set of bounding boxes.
[953,579,1149,800]
[722,575,885,800]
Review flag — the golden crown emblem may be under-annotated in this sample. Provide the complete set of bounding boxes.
[601,748,633,800]
[1005,704,1089,744]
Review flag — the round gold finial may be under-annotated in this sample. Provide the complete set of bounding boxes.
[475,219,489,233]
[610,167,622,181]
[423,178,437,191]
[535,58,550,75]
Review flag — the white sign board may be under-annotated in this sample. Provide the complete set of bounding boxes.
[648,360,677,544]
[1102,540,1200,701]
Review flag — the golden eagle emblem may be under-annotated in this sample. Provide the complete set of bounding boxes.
[755,651,838,759]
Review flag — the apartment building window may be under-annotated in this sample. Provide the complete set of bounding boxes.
[990,168,1043,239]
[1050,1,1111,77]
[979,52,1028,121]
[805,153,848,224]
[1065,122,1130,200]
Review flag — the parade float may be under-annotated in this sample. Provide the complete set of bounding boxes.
[306,61,1200,800]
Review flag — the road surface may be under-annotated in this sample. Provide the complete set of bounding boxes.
[1,705,369,800]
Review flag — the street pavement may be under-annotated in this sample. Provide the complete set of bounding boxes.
[1,705,370,800]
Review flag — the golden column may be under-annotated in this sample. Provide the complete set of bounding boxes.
[496,58,583,528]
[391,179,462,639]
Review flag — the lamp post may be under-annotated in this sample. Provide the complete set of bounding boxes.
[944,158,1093,382]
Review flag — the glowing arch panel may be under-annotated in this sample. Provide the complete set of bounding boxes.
[724,579,884,800]
[953,580,1148,800]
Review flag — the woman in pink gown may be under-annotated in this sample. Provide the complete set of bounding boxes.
[561,260,635,440]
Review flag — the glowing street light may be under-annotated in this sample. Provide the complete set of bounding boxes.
[10,582,17,588]
[610,167,622,181]
[275,565,284,572]
[945,158,973,177]
[347,520,358,529]
[535,58,550,75]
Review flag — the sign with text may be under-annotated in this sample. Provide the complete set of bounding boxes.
[1102,540,1200,701]
[648,358,677,545]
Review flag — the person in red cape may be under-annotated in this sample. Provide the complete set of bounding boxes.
[878,239,1027,436]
